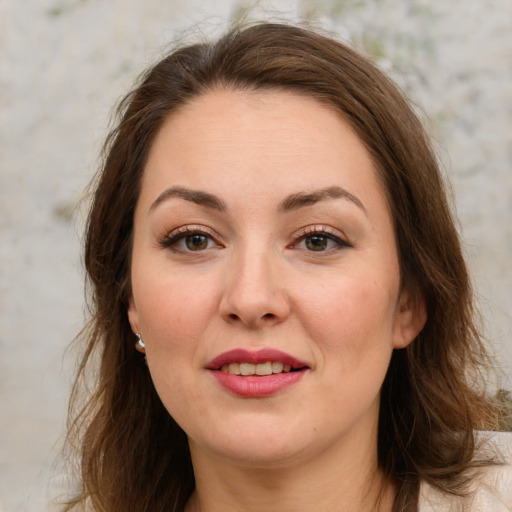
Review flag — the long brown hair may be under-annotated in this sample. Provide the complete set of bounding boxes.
[65,22,500,512]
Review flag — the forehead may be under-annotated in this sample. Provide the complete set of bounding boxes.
[152,87,360,156]
[141,88,388,213]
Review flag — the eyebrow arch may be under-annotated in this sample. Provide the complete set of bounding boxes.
[278,186,366,213]
[149,186,227,213]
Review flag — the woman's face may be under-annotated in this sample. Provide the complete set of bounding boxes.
[128,89,425,467]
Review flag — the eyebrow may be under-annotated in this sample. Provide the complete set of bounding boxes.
[149,185,365,215]
[278,186,366,213]
[149,186,227,213]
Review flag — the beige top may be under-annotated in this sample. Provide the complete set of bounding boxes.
[418,431,512,511]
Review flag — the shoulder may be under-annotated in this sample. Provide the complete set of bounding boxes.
[419,431,512,512]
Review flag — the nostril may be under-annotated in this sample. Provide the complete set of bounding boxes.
[262,313,276,320]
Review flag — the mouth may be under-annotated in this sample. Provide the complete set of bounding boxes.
[206,349,309,397]
[206,348,310,374]
[218,361,300,376]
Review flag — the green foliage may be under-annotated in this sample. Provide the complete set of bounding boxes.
[495,389,512,431]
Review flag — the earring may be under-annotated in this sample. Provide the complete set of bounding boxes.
[135,333,146,354]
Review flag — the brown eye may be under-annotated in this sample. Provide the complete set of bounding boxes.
[294,230,350,253]
[185,234,209,251]
[160,226,221,253]
[305,235,329,251]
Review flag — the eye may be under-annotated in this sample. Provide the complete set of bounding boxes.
[183,233,212,251]
[303,234,336,251]
[159,226,221,252]
[293,227,350,252]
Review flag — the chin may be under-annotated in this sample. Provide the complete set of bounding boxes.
[188,415,320,468]
[208,441,307,468]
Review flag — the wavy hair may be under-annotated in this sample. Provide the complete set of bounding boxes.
[64,22,500,512]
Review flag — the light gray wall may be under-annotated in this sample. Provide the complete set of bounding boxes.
[0,0,510,510]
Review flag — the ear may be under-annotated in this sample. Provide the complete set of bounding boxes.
[393,287,427,349]
[127,296,141,335]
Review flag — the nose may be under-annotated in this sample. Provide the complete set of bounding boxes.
[219,247,291,329]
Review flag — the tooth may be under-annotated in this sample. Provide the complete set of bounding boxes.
[255,361,273,375]
[228,363,241,375]
[240,363,256,375]
[283,364,291,373]
[272,361,284,374]
[221,364,229,372]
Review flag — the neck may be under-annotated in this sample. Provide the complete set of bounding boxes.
[185,425,395,512]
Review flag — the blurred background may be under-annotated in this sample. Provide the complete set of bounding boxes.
[0,0,511,510]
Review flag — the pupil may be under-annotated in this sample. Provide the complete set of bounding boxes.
[186,234,207,250]
[306,235,327,251]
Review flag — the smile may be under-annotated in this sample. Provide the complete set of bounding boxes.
[206,348,309,397]
[220,362,293,376]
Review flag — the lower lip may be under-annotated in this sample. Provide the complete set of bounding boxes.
[210,370,306,397]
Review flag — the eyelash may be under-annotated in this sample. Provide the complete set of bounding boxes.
[292,226,351,253]
[158,225,222,252]
[157,225,351,254]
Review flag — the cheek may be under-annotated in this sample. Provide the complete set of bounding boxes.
[298,270,399,360]
[134,272,220,421]
[286,273,398,440]
[133,268,221,353]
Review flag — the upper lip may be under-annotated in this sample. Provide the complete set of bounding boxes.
[206,348,309,370]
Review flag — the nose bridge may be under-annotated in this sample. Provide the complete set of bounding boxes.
[220,239,289,327]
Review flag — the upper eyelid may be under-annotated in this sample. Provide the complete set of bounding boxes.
[157,225,224,249]
[165,224,218,239]
[292,225,353,250]
[158,223,350,246]
[293,224,347,239]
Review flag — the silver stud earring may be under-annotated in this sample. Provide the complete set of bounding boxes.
[135,333,146,354]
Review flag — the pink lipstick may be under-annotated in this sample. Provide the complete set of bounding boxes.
[206,348,309,398]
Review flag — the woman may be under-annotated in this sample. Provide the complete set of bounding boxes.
[65,22,511,511]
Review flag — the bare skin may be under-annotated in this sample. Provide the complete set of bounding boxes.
[185,419,397,512]
[128,88,426,512]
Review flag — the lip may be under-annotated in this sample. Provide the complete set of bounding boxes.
[206,348,309,398]
[206,348,308,370]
